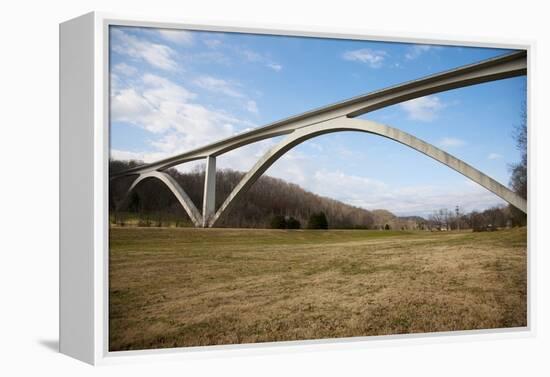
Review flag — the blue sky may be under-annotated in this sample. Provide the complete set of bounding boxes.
[109,26,526,217]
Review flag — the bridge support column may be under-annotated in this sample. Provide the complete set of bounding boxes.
[202,156,216,227]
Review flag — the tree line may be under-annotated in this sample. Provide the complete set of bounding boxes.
[425,206,522,232]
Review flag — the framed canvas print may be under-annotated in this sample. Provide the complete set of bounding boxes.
[59,12,531,365]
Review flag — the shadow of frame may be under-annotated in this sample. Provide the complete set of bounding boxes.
[38,339,59,353]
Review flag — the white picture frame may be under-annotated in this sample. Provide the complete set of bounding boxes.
[59,11,535,365]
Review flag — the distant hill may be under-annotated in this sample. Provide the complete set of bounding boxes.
[370,209,395,226]
[370,210,428,230]
[109,159,425,229]
[399,215,426,223]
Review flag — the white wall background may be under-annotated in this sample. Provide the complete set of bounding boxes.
[0,0,548,375]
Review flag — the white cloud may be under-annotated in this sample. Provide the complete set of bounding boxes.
[267,63,283,72]
[241,49,262,62]
[488,153,503,160]
[312,170,387,202]
[157,29,193,45]
[405,44,434,60]
[204,39,222,48]
[400,95,445,121]
[439,137,466,148]
[110,149,168,164]
[308,169,505,216]
[113,62,138,77]
[245,100,259,114]
[194,75,244,98]
[193,75,261,114]
[110,68,269,177]
[342,48,387,68]
[142,74,196,102]
[110,87,153,124]
[305,142,323,152]
[111,72,246,151]
[111,29,178,71]
[237,47,283,71]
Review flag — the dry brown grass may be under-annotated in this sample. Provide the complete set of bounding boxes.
[109,227,527,351]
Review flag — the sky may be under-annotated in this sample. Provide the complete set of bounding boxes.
[109,26,526,217]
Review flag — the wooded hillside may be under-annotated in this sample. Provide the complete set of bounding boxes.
[110,159,386,229]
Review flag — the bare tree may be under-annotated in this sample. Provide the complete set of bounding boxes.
[509,102,527,226]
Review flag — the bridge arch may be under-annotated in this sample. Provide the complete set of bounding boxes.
[121,171,203,227]
[208,117,526,227]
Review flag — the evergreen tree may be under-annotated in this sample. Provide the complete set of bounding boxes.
[270,215,287,229]
[308,212,328,229]
[286,217,301,229]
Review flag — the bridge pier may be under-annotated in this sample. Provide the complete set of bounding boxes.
[202,156,216,227]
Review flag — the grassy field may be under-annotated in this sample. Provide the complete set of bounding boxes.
[109,227,527,351]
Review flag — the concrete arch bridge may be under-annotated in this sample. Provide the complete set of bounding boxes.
[110,51,527,227]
